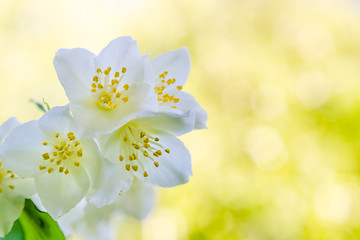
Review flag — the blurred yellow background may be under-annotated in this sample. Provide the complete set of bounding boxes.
[2,0,360,239]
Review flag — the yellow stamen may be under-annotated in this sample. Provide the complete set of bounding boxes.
[77,149,83,157]
[125,164,131,171]
[132,165,138,171]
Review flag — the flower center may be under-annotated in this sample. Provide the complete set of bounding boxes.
[155,71,183,109]
[39,132,83,175]
[0,160,16,193]
[117,123,171,178]
[91,67,130,110]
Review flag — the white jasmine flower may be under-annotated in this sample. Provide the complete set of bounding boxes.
[91,115,191,207]
[59,179,154,240]
[53,36,156,135]
[0,117,35,237]
[150,47,208,131]
[0,106,103,219]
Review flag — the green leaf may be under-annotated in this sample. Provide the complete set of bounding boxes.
[30,98,51,113]
[1,199,65,240]
[1,220,24,240]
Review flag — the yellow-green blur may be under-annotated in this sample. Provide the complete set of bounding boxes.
[1,0,360,239]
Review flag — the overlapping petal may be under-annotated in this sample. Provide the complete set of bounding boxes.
[89,162,133,208]
[0,117,35,237]
[53,48,96,104]
[59,179,154,240]
[151,47,191,88]
[0,192,24,237]
[35,166,90,219]
[132,129,192,187]
[148,47,207,130]
[0,117,20,144]
[0,120,45,177]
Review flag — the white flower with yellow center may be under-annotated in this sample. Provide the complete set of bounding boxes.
[53,36,156,135]
[150,47,208,131]
[0,106,103,219]
[90,115,191,207]
[0,117,35,237]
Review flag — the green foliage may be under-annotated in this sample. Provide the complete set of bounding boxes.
[1,200,65,240]
[30,98,50,113]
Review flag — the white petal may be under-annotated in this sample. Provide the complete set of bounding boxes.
[31,193,47,212]
[173,91,208,129]
[54,48,96,104]
[70,82,157,135]
[58,199,87,236]
[0,193,24,237]
[35,166,90,219]
[89,161,133,208]
[132,112,195,136]
[0,117,20,144]
[110,82,157,123]
[38,105,77,136]
[142,53,151,61]
[116,179,155,220]
[134,130,192,187]
[95,36,143,82]
[5,178,36,199]
[0,120,45,177]
[80,139,103,189]
[150,47,191,87]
